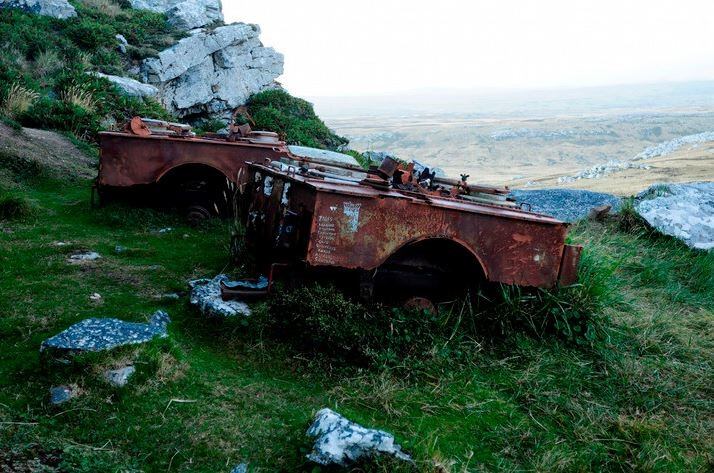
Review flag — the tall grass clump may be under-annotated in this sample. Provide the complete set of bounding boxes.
[1,83,39,118]
[0,191,37,221]
[59,84,97,112]
[475,246,620,345]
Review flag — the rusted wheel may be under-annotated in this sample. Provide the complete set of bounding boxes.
[186,204,212,225]
[403,296,436,314]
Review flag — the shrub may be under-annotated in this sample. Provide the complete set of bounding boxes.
[247,90,348,150]
[64,17,116,51]
[0,82,39,118]
[254,283,481,368]
[0,192,37,220]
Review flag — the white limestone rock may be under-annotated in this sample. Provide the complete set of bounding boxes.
[288,146,360,166]
[306,408,413,467]
[91,72,159,98]
[129,0,222,29]
[636,182,714,250]
[0,0,76,19]
[142,23,283,117]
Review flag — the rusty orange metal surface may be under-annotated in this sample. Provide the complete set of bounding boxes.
[98,131,290,188]
[246,163,580,289]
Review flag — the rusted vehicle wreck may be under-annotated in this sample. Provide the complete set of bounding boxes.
[240,155,582,310]
[97,117,581,310]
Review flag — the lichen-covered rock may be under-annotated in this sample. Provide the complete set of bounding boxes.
[41,311,170,355]
[306,408,413,467]
[104,366,136,387]
[49,385,76,404]
[142,23,283,118]
[0,0,76,19]
[91,72,159,98]
[636,182,714,250]
[189,275,251,317]
[129,0,222,29]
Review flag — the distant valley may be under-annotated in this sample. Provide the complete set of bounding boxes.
[316,81,714,193]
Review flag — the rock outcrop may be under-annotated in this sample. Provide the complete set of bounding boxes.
[142,23,283,118]
[129,0,222,30]
[0,0,76,19]
[92,72,159,98]
[189,275,251,317]
[636,182,714,250]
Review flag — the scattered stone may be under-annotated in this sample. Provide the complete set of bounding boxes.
[41,310,170,356]
[114,245,126,254]
[49,385,76,405]
[53,241,70,246]
[636,182,714,250]
[491,127,615,141]
[89,293,103,302]
[588,204,612,222]
[90,72,159,98]
[115,34,128,54]
[189,275,251,317]
[288,145,360,166]
[229,464,248,473]
[129,0,223,30]
[510,189,622,223]
[0,0,76,19]
[306,408,413,467]
[68,251,101,263]
[634,131,714,160]
[557,159,650,183]
[158,292,180,300]
[141,22,283,118]
[103,366,136,387]
[157,227,173,234]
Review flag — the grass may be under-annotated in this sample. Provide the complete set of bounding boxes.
[0,163,712,471]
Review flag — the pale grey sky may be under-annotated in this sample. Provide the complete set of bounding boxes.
[224,0,714,97]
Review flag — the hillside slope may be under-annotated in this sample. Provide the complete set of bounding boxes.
[0,128,712,471]
[513,139,714,195]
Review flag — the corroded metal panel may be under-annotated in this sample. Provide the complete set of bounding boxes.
[557,244,583,287]
[247,164,580,289]
[98,132,290,188]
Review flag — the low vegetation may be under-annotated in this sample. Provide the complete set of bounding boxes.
[247,89,348,150]
[0,1,178,141]
[0,134,711,471]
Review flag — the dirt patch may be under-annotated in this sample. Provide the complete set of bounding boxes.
[0,123,96,180]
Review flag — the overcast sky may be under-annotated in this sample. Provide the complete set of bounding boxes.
[224,0,714,98]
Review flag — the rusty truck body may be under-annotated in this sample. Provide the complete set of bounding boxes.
[97,117,292,221]
[97,117,581,308]
[240,157,582,309]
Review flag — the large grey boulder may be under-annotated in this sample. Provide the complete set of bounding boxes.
[636,182,714,250]
[91,72,159,98]
[129,0,222,29]
[306,408,413,467]
[142,23,283,118]
[0,0,76,19]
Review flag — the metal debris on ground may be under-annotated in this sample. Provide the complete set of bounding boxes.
[41,311,170,356]
[104,366,136,387]
[189,275,251,317]
[306,408,413,467]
